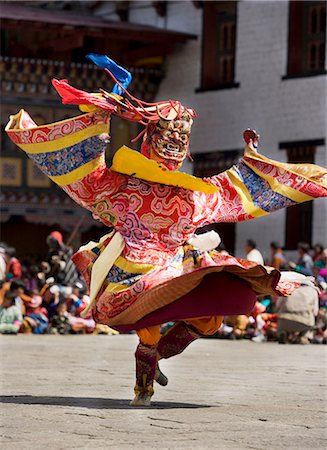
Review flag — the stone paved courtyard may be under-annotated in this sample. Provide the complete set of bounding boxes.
[0,335,326,449]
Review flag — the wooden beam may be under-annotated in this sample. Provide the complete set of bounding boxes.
[126,43,174,61]
[40,33,85,51]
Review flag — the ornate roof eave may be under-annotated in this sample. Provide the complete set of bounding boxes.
[1,3,197,45]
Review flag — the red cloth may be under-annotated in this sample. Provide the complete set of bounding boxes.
[114,273,256,332]
[52,79,116,112]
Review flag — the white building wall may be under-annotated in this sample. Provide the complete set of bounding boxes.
[105,0,327,257]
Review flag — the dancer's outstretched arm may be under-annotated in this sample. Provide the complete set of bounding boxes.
[5,109,126,227]
[194,133,327,227]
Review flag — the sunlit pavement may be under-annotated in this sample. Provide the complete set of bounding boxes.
[1,335,326,449]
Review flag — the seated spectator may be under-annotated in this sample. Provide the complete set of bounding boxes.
[249,301,267,342]
[66,283,95,334]
[0,280,10,306]
[312,308,327,344]
[41,283,61,319]
[0,291,23,334]
[224,315,249,339]
[23,264,43,293]
[48,300,71,335]
[9,280,26,313]
[20,293,49,334]
[276,281,319,344]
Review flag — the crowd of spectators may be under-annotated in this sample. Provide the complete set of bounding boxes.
[0,233,326,344]
[0,231,118,336]
[217,240,327,344]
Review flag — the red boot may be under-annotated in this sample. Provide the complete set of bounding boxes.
[157,321,200,360]
[130,342,157,406]
[156,321,201,386]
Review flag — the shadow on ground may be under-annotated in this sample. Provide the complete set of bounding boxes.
[0,395,212,410]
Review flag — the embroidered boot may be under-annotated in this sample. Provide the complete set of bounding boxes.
[130,342,157,406]
[156,321,201,386]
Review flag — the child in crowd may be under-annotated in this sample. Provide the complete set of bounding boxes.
[0,291,23,334]
[49,300,71,335]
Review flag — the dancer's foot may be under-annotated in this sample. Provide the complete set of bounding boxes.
[130,393,152,407]
[155,364,168,386]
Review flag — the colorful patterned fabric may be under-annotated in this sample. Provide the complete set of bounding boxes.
[5,111,327,328]
[29,135,106,178]
[6,109,110,187]
[234,162,296,212]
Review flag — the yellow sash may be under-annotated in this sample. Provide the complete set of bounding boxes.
[80,231,125,318]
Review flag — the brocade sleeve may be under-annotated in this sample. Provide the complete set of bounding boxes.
[194,146,327,227]
[6,109,124,225]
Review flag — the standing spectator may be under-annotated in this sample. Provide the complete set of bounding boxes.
[6,247,22,279]
[0,291,23,334]
[45,231,80,285]
[269,242,288,270]
[289,242,314,276]
[244,239,264,265]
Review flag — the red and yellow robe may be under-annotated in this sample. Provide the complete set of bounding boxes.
[6,109,327,329]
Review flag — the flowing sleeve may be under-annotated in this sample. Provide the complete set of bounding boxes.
[6,109,124,225]
[194,146,327,226]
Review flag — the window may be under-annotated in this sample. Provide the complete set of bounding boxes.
[283,144,316,249]
[193,149,241,254]
[286,1,326,77]
[193,149,240,178]
[200,1,238,90]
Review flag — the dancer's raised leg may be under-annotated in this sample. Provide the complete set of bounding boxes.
[156,316,223,385]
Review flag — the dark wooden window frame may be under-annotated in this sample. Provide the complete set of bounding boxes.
[193,148,242,254]
[197,1,240,93]
[283,0,327,80]
[279,139,325,249]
